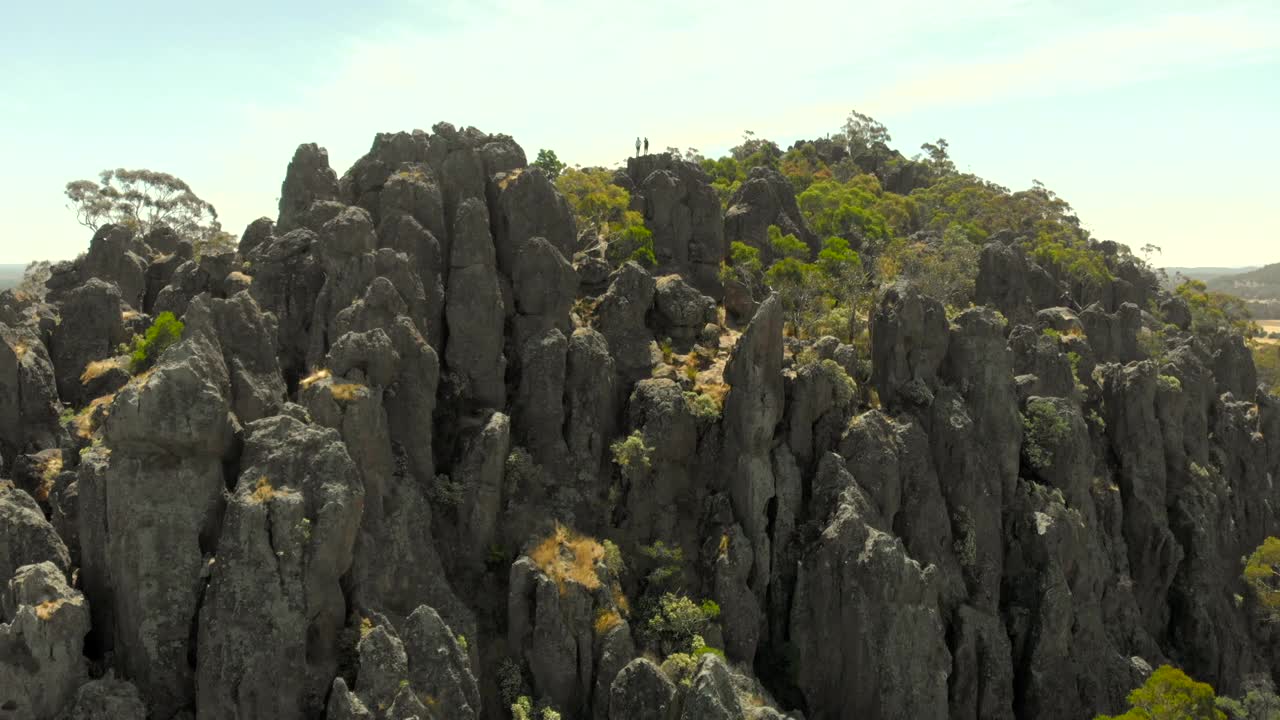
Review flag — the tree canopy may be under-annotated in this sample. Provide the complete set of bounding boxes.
[532,149,566,179]
[1096,665,1226,720]
[65,168,224,248]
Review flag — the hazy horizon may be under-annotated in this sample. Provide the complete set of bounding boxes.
[2,0,1277,267]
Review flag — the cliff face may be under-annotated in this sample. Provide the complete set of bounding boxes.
[0,128,1277,720]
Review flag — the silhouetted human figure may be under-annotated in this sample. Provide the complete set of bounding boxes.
[635,137,641,158]
[644,137,649,154]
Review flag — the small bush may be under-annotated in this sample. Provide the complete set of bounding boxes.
[1243,537,1280,620]
[684,391,722,421]
[1157,374,1182,393]
[603,539,625,578]
[659,652,698,687]
[639,541,684,591]
[1022,399,1071,472]
[611,431,653,472]
[127,311,184,373]
[646,593,720,653]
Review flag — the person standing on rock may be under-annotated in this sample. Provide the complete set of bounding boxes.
[635,137,641,157]
[644,137,649,154]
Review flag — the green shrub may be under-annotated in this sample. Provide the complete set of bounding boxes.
[1095,664,1225,720]
[659,652,698,687]
[1244,537,1280,620]
[603,539,626,578]
[611,431,653,472]
[1022,399,1071,472]
[1158,374,1182,393]
[639,541,684,591]
[684,391,721,421]
[646,593,720,653]
[128,311,184,373]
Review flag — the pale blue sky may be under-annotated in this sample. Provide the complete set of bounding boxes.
[1,0,1277,266]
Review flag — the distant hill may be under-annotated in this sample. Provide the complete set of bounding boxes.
[1163,266,1258,283]
[1207,262,1280,320]
[0,264,24,291]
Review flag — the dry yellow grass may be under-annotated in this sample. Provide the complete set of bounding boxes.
[73,394,116,440]
[250,477,278,504]
[80,357,125,385]
[299,368,331,389]
[594,608,623,636]
[226,271,252,285]
[35,599,65,621]
[496,167,525,190]
[121,310,140,322]
[612,584,631,617]
[36,454,63,502]
[329,383,365,403]
[529,524,605,593]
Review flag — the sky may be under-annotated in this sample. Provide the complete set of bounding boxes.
[1,0,1277,267]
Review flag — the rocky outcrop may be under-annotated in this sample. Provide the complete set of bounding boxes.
[720,295,784,662]
[651,274,716,350]
[96,332,235,716]
[49,278,127,406]
[55,673,147,720]
[0,480,70,583]
[10,122,1280,720]
[492,168,577,277]
[196,414,363,718]
[609,658,675,720]
[325,608,476,720]
[724,167,818,262]
[278,143,341,233]
[445,197,507,409]
[621,154,724,298]
[975,242,1064,323]
[0,323,61,464]
[790,456,950,719]
[593,262,657,383]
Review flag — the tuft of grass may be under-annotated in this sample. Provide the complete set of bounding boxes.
[329,382,365,403]
[529,524,605,593]
[250,477,278,504]
[72,394,116,440]
[594,608,623,636]
[299,368,331,389]
[80,357,126,386]
[36,454,63,502]
[359,617,375,638]
[35,599,66,621]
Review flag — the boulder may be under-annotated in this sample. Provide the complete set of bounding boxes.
[609,658,675,720]
[80,225,148,309]
[592,262,657,383]
[0,480,70,591]
[870,282,949,409]
[0,561,90,720]
[49,278,126,406]
[651,275,716,350]
[0,323,61,463]
[56,673,148,720]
